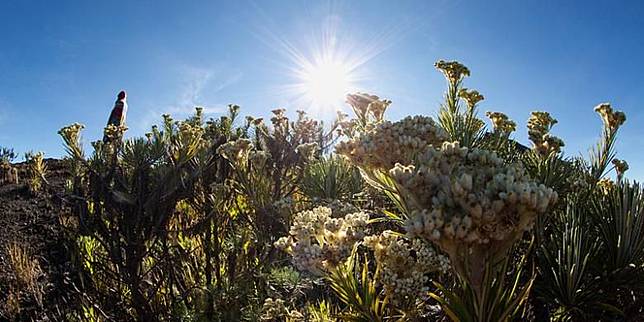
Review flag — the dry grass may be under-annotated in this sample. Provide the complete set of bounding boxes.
[4,288,21,319]
[5,241,44,308]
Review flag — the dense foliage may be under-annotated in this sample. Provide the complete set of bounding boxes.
[2,60,641,321]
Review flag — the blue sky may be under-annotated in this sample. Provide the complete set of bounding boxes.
[1,0,643,179]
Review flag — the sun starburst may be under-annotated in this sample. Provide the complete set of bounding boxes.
[254,11,404,116]
[292,51,357,111]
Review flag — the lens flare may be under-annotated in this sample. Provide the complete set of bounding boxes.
[251,9,409,115]
[295,54,355,111]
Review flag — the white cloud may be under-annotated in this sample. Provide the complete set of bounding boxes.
[168,64,243,115]
[134,64,243,132]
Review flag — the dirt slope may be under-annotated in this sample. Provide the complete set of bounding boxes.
[0,159,76,321]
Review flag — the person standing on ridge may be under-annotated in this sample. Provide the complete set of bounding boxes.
[103,90,128,142]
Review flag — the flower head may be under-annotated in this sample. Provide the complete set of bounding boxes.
[391,142,558,259]
[346,92,392,125]
[270,108,288,128]
[217,139,253,163]
[295,142,318,161]
[276,207,369,274]
[598,178,616,195]
[459,88,484,109]
[527,111,564,156]
[486,111,516,134]
[435,60,470,84]
[364,231,449,305]
[595,103,626,133]
[336,115,447,171]
[58,123,85,138]
[103,124,128,142]
[612,158,629,180]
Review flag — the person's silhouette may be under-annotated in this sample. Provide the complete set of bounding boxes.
[103,90,128,142]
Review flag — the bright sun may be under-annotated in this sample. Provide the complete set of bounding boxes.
[300,59,353,109]
[272,20,386,113]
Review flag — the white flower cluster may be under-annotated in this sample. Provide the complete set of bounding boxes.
[435,60,470,84]
[260,298,304,321]
[103,124,128,142]
[346,92,391,123]
[527,111,564,156]
[597,178,616,195]
[295,142,318,160]
[363,231,449,305]
[260,298,287,320]
[275,207,369,275]
[217,139,253,163]
[486,111,517,134]
[459,88,484,109]
[336,115,447,171]
[612,158,629,180]
[391,142,558,254]
[595,103,626,133]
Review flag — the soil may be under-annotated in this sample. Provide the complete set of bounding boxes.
[0,159,77,321]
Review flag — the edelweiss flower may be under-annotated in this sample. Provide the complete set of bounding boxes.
[275,207,369,275]
[612,158,629,179]
[260,298,288,321]
[295,142,318,160]
[435,60,470,83]
[103,124,128,142]
[598,178,616,195]
[595,103,626,133]
[58,123,85,138]
[486,111,516,134]
[459,88,484,109]
[390,141,557,259]
[527,111,564,156]
[364,231,449,305]
[336,115,447,171]
[270,108,288,128]
[217,139,253,163]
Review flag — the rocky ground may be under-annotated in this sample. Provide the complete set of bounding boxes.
[0,159,77,321]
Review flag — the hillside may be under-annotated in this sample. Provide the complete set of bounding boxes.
[0,159,77,321]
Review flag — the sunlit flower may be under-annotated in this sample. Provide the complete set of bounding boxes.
[295,142,318,161]
[217,139,253,163]
[459,88,484,109]
[435,60,470,84]
[364,231,449,305]
[527,111,564,156]
[336,115,447,171]
[598,178,616,195]
[103,124,128,142]
[337,119,357,138]
[595,103,626,133]
[390,141,557,262]
[275,207,369,275]
[58,123,85,139]
[612,158,629,180]
[486,111,516,134]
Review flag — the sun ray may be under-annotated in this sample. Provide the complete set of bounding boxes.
[248,4,414,116]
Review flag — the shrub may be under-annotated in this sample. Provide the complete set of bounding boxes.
[24,151,47,193]
[49,59,640,322]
